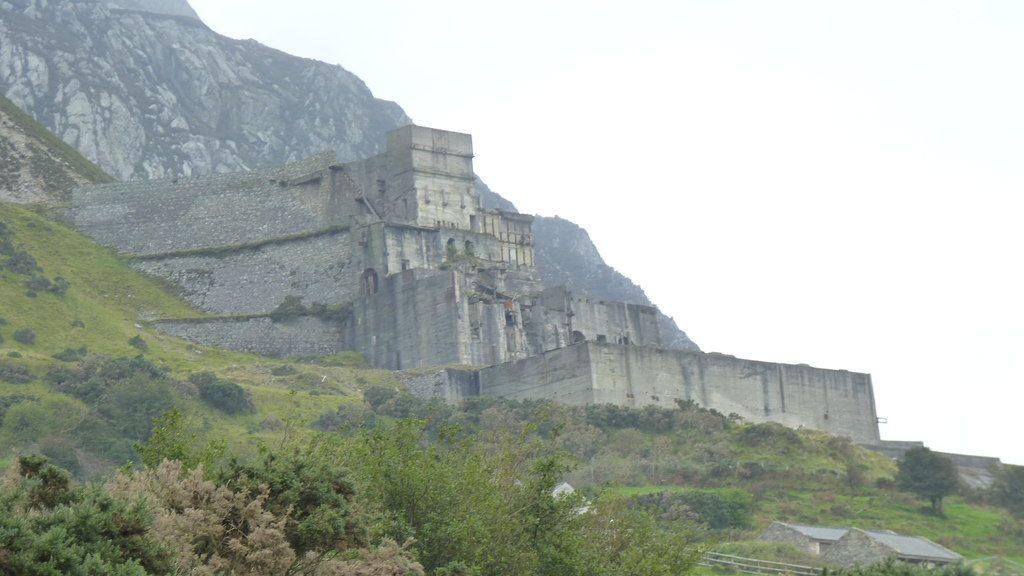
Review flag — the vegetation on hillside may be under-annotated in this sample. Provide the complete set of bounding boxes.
[0,201,1022,570]
[0,95,114,197]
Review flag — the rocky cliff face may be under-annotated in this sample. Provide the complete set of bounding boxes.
[0,0,407,179]
[0,94,112,203]
[0,0,698,350]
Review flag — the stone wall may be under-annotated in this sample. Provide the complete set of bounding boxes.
[132,229,356,314]
[67,154,351,256]
[758,523,820,555]
[155,316,346,357]
[476,342,881,444]
[822,529,895,568]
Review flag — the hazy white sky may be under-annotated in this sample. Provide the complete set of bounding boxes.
[190,0,1024,464]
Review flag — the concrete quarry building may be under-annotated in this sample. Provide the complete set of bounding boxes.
[69,125,882,444]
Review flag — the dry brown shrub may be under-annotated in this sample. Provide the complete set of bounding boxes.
[315,539,424,576]
[108,460,296,575]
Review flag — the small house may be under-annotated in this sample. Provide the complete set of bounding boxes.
[759,521,847,555]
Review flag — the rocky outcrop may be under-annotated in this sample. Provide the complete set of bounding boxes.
[0,95,112,203]
[0,0,408,180]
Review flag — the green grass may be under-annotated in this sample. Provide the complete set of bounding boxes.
[0,202,395,468]
[608,482,1023,563]
[755,489,1023,562]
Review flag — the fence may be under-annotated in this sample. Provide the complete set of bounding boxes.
[700,552,822,576]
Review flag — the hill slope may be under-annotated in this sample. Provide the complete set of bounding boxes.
[0,95,113,204]
[0,201,396,476]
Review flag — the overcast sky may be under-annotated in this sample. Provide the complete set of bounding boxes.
[189,0,1024,464]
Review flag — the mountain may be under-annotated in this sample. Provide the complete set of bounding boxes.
[0,94,113,203]
[0,0,697,349]
[0,0,407,179]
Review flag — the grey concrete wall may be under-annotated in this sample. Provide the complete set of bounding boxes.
[343,269,463,369]
[479,343,596,404]
[132,229,356,314]
[400,368,481,402]
[477,342,881,443]
[525,287,663,350]
[155,316,346,357]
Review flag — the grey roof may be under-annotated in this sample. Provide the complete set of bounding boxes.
[778,522,849,542]
[864,531,963,562]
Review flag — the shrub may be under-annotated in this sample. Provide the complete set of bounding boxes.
[7,351,21,358]
[314,402,377,432]
[0,362,33,384]
[4,250,37,274]
[12,328,36,345]
[50,276,70,296]
[53,346,89,362]
[128,334,148,351]
[190,372,254,415]
[632,488,755,529]
[0,394,37,426]
[24,274,51,296]
[70,319,85,328]
[736,422,803,451]
[271,364,298,376]
[270,295,308,322]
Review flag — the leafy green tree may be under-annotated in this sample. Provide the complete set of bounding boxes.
[134,409,224,472]
[896,447,959,513]
[992,464,1024,517]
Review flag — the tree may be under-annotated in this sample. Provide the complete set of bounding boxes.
[992,464,1024,518]
[896,447,959,513]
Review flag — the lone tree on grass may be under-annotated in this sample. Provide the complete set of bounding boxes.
[896,447,959,514]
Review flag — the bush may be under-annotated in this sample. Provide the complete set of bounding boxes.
[24,274,51,296]
[271,364,298,376]
[50,276,70,296]
[53,346,88,362]
[736,422,803,451]
[0,362,33,384]
[128,334,148,351]
[315,402,377,432]
[12,328,36,345]
[270,295,308,322]
[4,250,37,274]
[41,355,176,462]
[632,488,755,529]
[7,351,21,358]
[190,372,254,415]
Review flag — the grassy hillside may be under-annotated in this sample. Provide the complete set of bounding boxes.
[0,202,396,475]
[0,201,1020,565]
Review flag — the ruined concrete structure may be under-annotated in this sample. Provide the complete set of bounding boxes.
[70,125,882,443]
